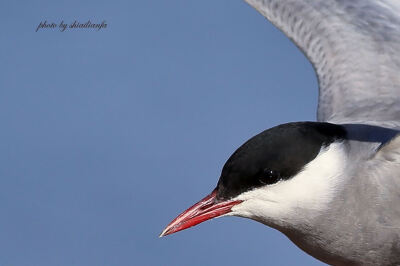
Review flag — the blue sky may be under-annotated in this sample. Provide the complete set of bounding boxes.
[1,0,323,265]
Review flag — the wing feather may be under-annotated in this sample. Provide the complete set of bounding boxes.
[245,0,400,124]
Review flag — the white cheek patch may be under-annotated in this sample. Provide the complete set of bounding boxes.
[231,142,348,223]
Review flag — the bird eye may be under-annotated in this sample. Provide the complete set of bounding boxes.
[259,169,281,185]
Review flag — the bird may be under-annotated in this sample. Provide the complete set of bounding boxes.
[160,0,400,265]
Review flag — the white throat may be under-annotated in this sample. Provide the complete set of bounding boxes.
[229,142,349,229]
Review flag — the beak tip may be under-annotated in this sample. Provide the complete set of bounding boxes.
[159,228,168,238]
[159,225,174,238]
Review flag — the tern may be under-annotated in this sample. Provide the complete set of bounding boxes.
[160,0,400,265]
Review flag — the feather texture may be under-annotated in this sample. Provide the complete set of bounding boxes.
[245,0,400,124]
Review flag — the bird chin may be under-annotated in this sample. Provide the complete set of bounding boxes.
[229,193,297,231]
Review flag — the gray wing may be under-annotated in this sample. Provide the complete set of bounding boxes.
[245,0,400,124]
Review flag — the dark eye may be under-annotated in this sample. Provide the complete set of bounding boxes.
[259,169,281,185]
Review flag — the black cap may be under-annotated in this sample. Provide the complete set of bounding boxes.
[217,122,346,200]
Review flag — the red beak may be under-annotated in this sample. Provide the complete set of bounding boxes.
[160,188,242,237]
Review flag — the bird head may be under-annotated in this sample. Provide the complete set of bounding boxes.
[160,122,347,237]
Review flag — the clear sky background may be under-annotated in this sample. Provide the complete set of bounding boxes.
[1,0,324,265]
